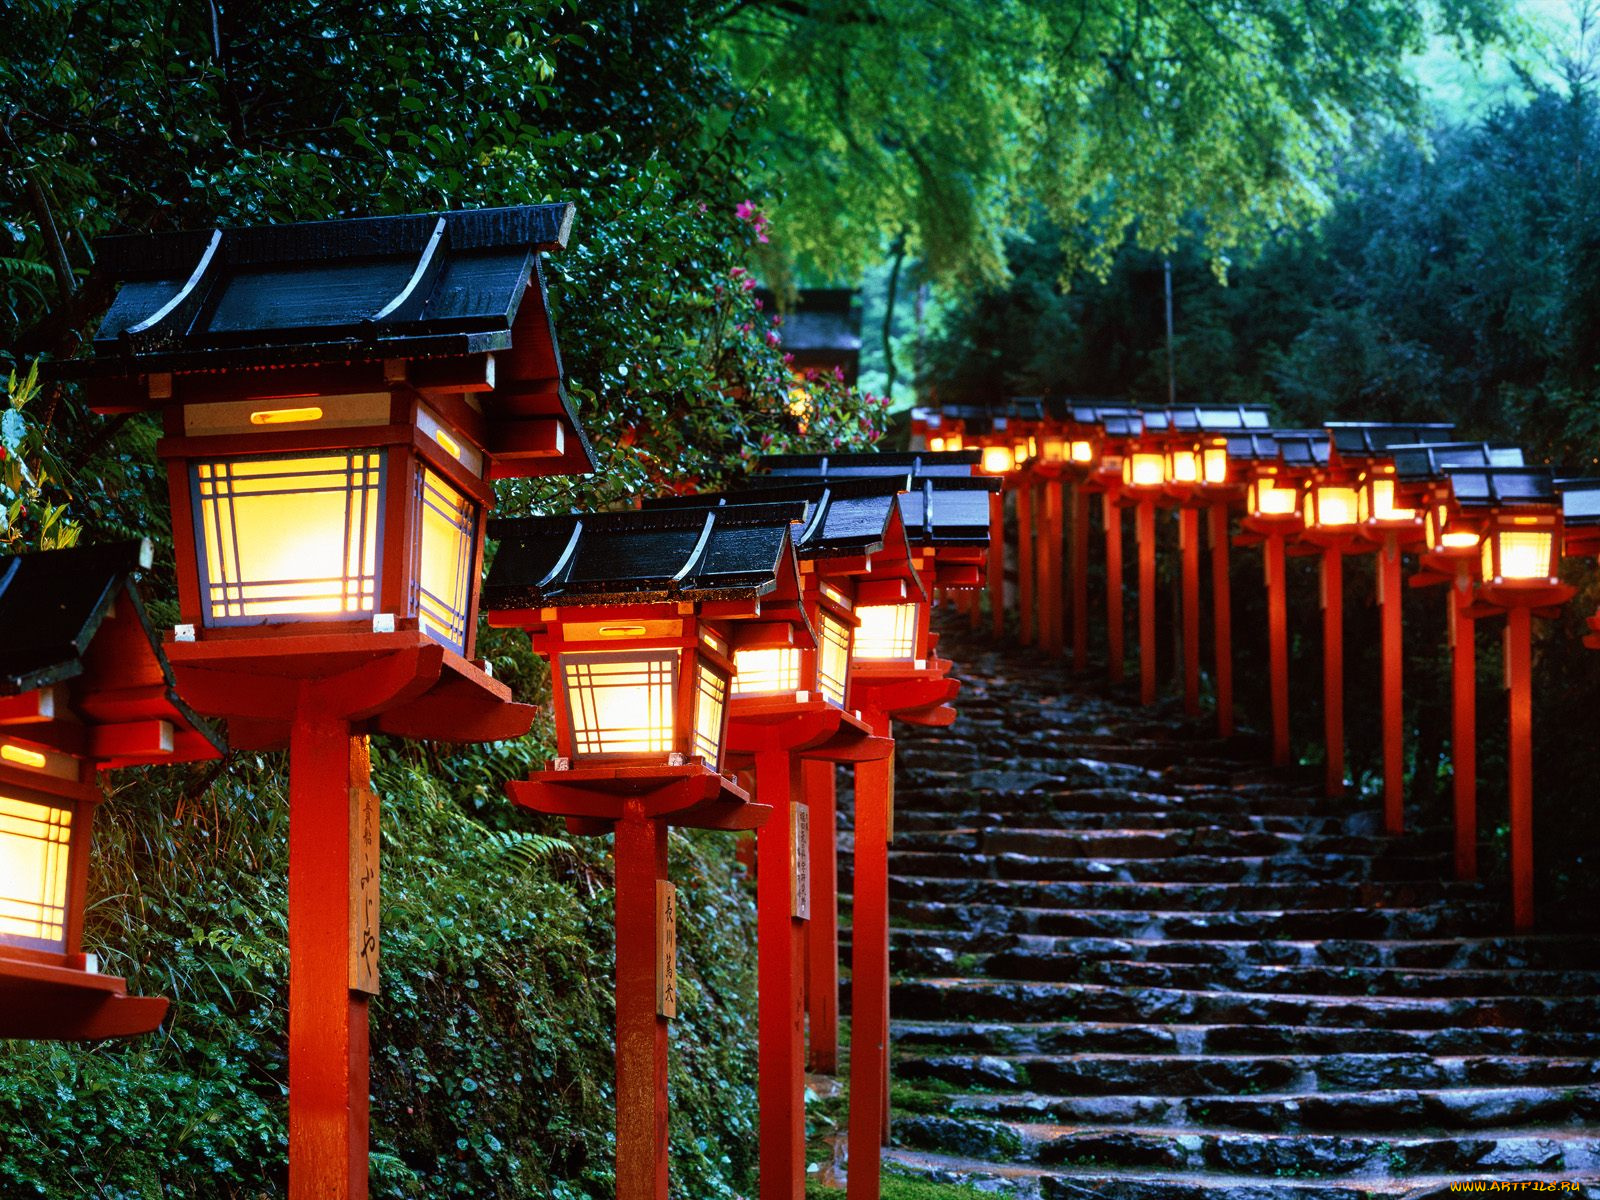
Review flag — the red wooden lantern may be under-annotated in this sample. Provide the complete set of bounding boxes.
[1444,467,1573,930]
[0,541,225,1041]
[1238,432,1321,767]
[48,205,593,1200]
[487,504,823,1200]
[1073,407,1144,685]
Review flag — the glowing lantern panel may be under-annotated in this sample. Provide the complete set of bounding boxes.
[1070,440,1095,464]
[815,610,853,707]
[1484,529,1555,583]
[194,452,382,620]
[1251,475,1299,517]
[1167,449,1199,484]
[414,469,478,653]
[733,647,803,696]
[1124,452,1165,488]
[561,651,678,759]
[692,662,729,765]
[854,603,919,661]
[1312,486,1358,527]
[1202,446,1228,484]
[0,792,73,953]
[981,445,1015,475]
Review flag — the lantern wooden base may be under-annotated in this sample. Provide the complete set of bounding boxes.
[507,766,768,1200]
[0,955,168,1041]
[165,630,534,748]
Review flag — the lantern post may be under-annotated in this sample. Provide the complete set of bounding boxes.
[0,541,225,1040]
[1327,423,1455,829]
[1238,434,1313,767]
[1077,410,1143,685]
[1120,429,1167,705]
[753,452,986,1200]
[1064,404,1123,674]
[52,206,593,1200]
[1031,405,1073,659]
[1444,467,1573,930]
[1399,443,1525,877]
[487,505,828,1200]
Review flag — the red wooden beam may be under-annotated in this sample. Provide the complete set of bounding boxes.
[613,805,670,1200]
[757,750,806,1200]
[1450,568,1478,881]
[1209,502,1234,738]
[1041,479,1064,658]
[988,490,1005,638]
[845,743,892,1200]
[1379,534,1405,835]
[1321,547,1346,797]
[1179,507,1201,717]
[1105,497,1125,685]
[1505,606,1535,930]
[1016,483,1035,645]
[1265,533,1291,767]
[1072,485,1090,673]
[287,711,369,1200]
[1137,500,1157,705]
[803,760,839,1073]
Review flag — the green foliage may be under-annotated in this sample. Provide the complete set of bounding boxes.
[719,0,1517,287]
[1,362,79,550]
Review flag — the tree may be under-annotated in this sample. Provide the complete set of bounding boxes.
[717,0,1516,288]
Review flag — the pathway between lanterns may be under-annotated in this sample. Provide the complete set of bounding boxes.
[830,620,1600,1198]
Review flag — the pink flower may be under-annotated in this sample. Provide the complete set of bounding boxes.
[782,353,795,366]
[736,200,756,221]
[737,322,753,334]
[730,266,747,278]
[753,298,764,311]
[741,277,757,291]
[757,231,770,244]
[766,331,781,346]
[761,432,774,448]
[834,366,845,381]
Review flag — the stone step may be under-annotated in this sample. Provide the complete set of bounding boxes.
[889,1019,1600,1059]
[894,1118,1600,1177]
[880,897,1507,940]
[888,978,1600,1029]
[884,875,1481,913]
[892,784,1329,819]
[876,1148,1600,1199]
[970,955,1600,998]
[858,928,1600,971]
[872,850,1450,885]
[895,1051,1600,1095]
[890,810,1353,839]
[940,1084,1600,1134]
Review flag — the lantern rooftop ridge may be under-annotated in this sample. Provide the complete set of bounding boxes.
[483,505,805,609]
[0,540,225,759]
[1226,430,1289,462]
[1144,404,1274,433]
[1557,477,1600,526]
[757,450,983,477]
[1326,421,1458,458]
[640,477,907,558]
[1273,429,1332,467]
[1389,442,1526,482]
[1441,465,1557,509]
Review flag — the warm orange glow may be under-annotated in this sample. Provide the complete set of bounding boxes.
[415,469,476,653]
[1124,452,1165,488]
[733,647,803,696]
[1442,531,1480,549]
[943,434,963,452]
[599,624,648,639]
[982,446,1016,475]
[1202,447,1228,484]
[854,603,919,660]
[1041,437,1066,464]
[1167,449,1199,484]
[816,609,852,706]
[0,745,46,770]
[1490,530,1554,582]
[927,436,947,453]
[0,792,72,951]
[1070,440,1095,464]
[693,662,729,766]
[248,406,324,426]
[1312,486,1358,527]
[1252,475,1299,517]
[194,453,382,621]
[562,651,677,758]
[434,429,464,460]
[1367,478,1415,523]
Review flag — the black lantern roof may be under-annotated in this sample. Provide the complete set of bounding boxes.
[758,451,982,478]
[1327,422,1456,460]
[1161,405,1274,433]
[1044,395,1127,422]
[1226,431,1285,463]
[1274,430,1331,468]
[1443,466,1557,511]
[759,289,862,383]
[1008,396,1045,422]
[1390,442,1525,483]
[484,505,806,609]
[1070,406,1143,438]
[897,477,996,546]
[0,541,224,763]
[1558,479,1600,527]
[642,476,906,558]
[46,204,594,478]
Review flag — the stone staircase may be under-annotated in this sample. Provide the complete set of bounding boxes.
[837,624,1600,1198]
